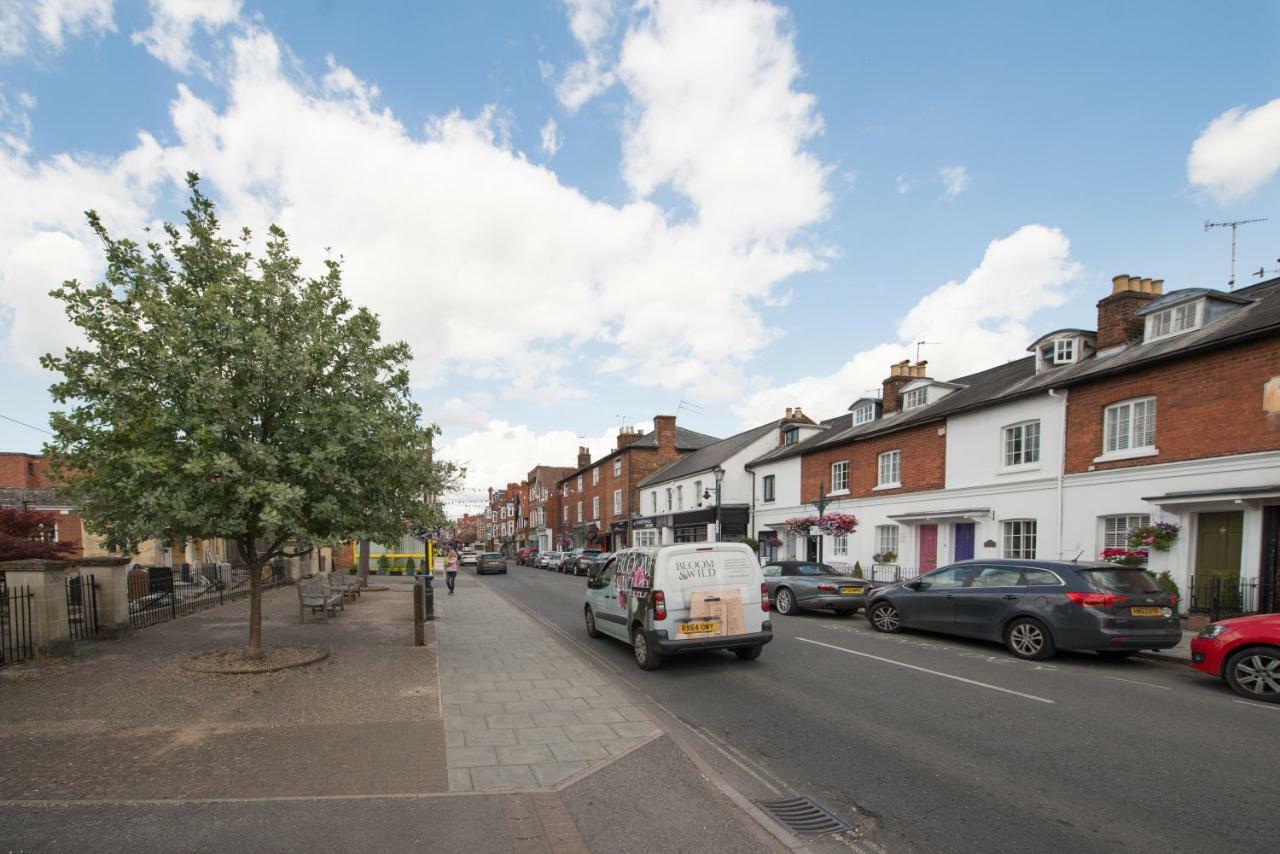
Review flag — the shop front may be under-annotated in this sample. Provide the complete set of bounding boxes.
[630,515,662,547]
[609,520,629,551]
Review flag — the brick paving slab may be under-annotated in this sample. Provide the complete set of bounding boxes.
[435,573,660,792]
[0,581,447,799]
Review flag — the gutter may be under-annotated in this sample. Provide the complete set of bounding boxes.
[1048,388,1068,558]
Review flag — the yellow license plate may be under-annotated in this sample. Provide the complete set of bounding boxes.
[1130,606,1163,616]
[840,586,863,595]
[678,621,719,635]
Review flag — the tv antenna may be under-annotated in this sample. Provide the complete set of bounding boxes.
[675,399,703,418]
[1253,258,1280,281]
[915,340,941,362]
[1204,218,1268,289]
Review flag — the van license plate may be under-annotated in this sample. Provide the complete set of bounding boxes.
[840,586,863,595]
[1130,607,1163,616]
[679,621,719,636]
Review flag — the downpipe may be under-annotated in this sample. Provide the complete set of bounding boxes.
[1048,388,1068,557]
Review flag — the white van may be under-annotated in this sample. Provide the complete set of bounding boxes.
[583,543,772,670]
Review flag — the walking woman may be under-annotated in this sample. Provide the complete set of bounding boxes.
[445,550,458,595]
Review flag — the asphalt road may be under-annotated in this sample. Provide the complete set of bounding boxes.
[480,561,1280,854]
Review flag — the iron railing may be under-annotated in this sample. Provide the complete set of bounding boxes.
[66,573,101,642]
[1189,575,1260,621]
[864,563,920,584]
[1,580,35,667]
[128,561,287,629]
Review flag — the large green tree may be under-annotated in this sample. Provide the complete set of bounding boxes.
[42,173,457,655]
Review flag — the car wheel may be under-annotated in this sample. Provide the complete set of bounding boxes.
[1224,646,1280,703]
[869,601,901,633]
[632,625,662,671]
[1096,650,1136,662]
[584,605,602,639]
[735,644,763,661]
[774,587,796,616]
[1005,618,1056,661]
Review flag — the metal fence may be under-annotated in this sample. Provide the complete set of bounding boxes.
[1189,575,1260,621]
[128,561,288,629]
[1,577,35,667]
[864,563,920,584]
[66,573,101,642]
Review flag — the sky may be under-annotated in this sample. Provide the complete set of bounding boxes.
[1,0,1279,516]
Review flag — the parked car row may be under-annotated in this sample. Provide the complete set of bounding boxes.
[529,548,608,575]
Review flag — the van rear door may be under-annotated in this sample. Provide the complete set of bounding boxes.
[657,544,764,639]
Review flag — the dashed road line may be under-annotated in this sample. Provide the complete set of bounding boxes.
[1233,699,1280,712]
[1103,675,1173,691]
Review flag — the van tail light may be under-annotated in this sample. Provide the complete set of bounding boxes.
[817,584,837,593]
[761,582,770,612]
[653,590,667,621]
[1066,592,1128,608]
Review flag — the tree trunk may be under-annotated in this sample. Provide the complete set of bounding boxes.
[246,559,265,658]
[358,539,370,587]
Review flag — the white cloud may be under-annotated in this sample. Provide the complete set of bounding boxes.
[0,0,115,57]
[1,0,831,421]
[733,225,1082,425]
[540,117,561,157]
[555,0,616,111]
[939,164,968,198]
[1188,98,1280,204]
[131,0,241,73]
[438,419,647,491]
[895,172,912,194]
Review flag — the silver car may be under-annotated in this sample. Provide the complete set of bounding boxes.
[763,561,873,616]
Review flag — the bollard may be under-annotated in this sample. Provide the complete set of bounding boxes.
[423,571,435,621]
[413,582,425,646]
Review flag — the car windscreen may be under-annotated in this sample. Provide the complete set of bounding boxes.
[481,553,502,559]
[1080,568,1163,594]
[794,564,832,575]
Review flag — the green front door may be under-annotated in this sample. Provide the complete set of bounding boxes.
[1196,511,1243,582]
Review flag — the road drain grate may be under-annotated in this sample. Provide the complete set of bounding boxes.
[756,796,851,835]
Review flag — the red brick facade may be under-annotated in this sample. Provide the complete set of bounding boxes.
[1065,337,1280,474]
[800,421,946,503]
[0,452,85,556]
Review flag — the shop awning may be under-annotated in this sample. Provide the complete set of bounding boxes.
[888,508,992,523]
[1142,485,1280,505]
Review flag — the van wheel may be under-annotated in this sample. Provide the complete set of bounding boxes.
[735,645,763,661]
[1005,618,1056,661]
[632,626,662,671]
[774,588,796,616]
[584,606,602,639]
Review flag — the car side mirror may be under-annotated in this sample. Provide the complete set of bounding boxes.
[906,580,925,591]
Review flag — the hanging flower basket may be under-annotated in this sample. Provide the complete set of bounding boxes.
[783,516,818,537]
[1101,547,1148,567]
[1127,522,1180,552]
[817,513,858,536]
[763,535,782,548]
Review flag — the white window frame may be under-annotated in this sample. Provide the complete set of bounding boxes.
[613,489,622,515]
[1002,519,1038,559]
[650,491,657,514]
[1101,514,1151,550]
[613,458,622,477]
[832,534,849,557]
[1099,396,1157,461]
[1002,420,1041,468]
[577,475,583,491]
[694,480,703,507]
[831,460,850,493]
[577,501,583,523]
[903,387,927,410]
[634,529,659,547]
[676,485,683,510]
[592,467,600,485]
[876,525,899,557]
[1146,300,1201,342]
[853,404,875,425]
[1053,338,1075,364]
[665,488,673,511]
[876,450,901,489]
[592,496,600,520]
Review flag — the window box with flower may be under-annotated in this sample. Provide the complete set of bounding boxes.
[1101,547,1149,567]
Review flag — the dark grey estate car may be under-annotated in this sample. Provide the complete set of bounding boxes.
[865,559,1181,660]
[763,561,874,616]
[477,553,507,575]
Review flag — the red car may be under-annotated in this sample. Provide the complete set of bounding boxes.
[1190,613,1280,703]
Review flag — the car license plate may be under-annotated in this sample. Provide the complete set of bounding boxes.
[840,586,863,595]
[678,620,719,636]
[1130,606,1163,616]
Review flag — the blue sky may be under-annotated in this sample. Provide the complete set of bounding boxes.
[2,1,1279,505]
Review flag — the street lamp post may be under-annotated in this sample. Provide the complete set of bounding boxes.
[702,466,725,542]
[811,480,830,563]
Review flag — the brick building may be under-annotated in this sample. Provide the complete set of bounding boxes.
[555,416,718,551]
[0,452,85,557]
[525,464,575,553]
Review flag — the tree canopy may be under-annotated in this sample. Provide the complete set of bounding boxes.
[41,173,458,651]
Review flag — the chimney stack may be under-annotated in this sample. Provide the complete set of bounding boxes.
[881,360,928,413]
[617,425,643,450]
[577,446,591,469]
[1097,273,1164,351]
[652,415,677,452]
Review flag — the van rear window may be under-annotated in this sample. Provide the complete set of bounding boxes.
[1080,569,1163,594]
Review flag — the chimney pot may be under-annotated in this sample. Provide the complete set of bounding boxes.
[785,407,793,418]
[1151,279,1164,294]
[1112,274,1131,294]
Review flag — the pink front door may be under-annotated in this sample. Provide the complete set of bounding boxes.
[918,524,938,572]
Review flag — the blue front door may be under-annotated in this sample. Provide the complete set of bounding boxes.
[954,523,975,561]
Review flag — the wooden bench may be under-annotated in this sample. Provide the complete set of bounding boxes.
[328,572,361,600]
[297,575,344,622]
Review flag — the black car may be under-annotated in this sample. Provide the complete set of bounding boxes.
[864,559,1181,661]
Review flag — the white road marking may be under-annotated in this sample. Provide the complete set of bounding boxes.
[1103,675,1173,691]
[1233,699,1280,712]
[796,637,1055,704]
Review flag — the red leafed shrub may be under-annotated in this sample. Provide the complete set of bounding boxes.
[0,508,76,561]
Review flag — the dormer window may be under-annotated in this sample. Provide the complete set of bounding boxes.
[782,426,799,445]
[1030,330,1095,373]
[1053,338,1075,364]
[853,404,876,425]
[903,387,928,410]
[1146,301,1200,341]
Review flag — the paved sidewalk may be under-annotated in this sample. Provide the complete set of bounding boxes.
[436,575,660,792]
